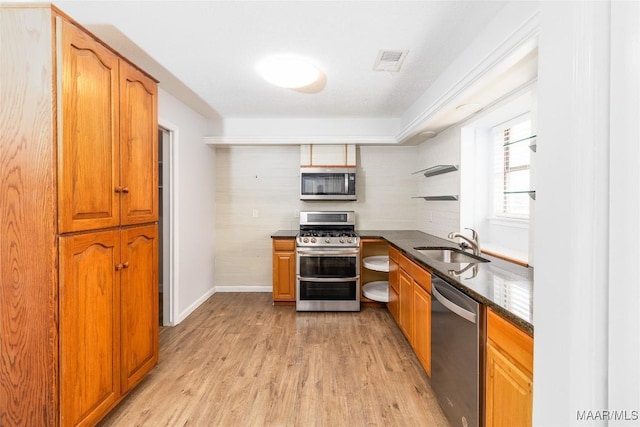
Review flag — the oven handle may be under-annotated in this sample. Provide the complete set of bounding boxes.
[297,248,360,256]
[298,276,359,282]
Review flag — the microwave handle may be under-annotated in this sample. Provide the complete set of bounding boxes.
[345,173,349,195]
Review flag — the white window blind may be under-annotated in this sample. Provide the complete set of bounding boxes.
[491,272,531,321]
[493,117,532,219]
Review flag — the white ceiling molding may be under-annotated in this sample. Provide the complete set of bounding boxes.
[203,135,397,146]
[395,5,540,143]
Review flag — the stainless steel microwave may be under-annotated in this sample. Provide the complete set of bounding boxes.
[300,167,357,201]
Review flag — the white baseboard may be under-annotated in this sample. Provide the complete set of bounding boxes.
[176,287,216,324]
[174,286,273,325]
[214,285,272,293]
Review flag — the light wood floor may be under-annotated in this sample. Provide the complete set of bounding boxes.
[99,293,449,426]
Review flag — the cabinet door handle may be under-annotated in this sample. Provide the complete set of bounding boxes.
[115,186,122,193]
[123,261,129,269]
[115,263,123,271]
[122,187,129,194]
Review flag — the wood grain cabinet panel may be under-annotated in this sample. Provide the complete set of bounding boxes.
[59,231,121,427]
[388,246,432,376]
[120,225,159,392]
[0,7,60,425]
[272,239,296,302]
[59,19,120,233]
[398,268,414,341]
[485,308,533,427]
[412,283,432,376]
[387,257,399,322]
[119,62,158,225]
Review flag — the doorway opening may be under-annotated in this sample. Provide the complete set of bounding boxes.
[158,124,175,325]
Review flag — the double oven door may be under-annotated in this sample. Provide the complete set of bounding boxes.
[296,247,360,311]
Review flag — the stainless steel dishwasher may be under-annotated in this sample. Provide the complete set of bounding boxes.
[431,274,480,427]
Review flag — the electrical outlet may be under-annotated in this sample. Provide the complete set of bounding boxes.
[429,211,433,222]
[294,209,300,217]
[252,209,258,218]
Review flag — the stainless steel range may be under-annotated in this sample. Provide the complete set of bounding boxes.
[296,211,360,312]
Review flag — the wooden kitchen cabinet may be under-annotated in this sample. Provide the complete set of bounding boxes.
[412,282,432,377]
[58,19,158,234]
[1,6,158,426]
[389,246,432,376]
[485,308,533,427]
[360,238,389,304]
[59,230,121,427]
[119,62,159,226]
[300,144,356,166]
[58,18,121,233]
[59,225,158,426]
[120,225,159,393]
[272,238,296,302]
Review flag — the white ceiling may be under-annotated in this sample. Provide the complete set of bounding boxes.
[52,1,538,143]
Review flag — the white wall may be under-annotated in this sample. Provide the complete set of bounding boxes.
[158,88,217,323]
[608,0,640,418]
[214,145,418,288]
[415,124,461,239]
[534,1,639,425]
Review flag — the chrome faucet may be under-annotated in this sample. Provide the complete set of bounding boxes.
[448,228,481,256]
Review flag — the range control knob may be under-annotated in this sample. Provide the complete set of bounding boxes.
[347,238,353,244]
[303,238,309,243]
[339,238,345,243]
[325,238,331,243]
[310,237,316,243]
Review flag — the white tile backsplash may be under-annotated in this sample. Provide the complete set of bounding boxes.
[416,124,462,239]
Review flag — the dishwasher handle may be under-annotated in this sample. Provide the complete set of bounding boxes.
[432,283,477,324]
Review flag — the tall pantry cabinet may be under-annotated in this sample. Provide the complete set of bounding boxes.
[1,5,159,426]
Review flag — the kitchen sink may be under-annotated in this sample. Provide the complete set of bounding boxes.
[413,246,489,264]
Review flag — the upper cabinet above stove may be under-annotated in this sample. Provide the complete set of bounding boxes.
[301,144,356,167]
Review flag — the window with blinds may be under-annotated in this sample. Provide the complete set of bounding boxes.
[493,116,532,219]
[491,272,532,321]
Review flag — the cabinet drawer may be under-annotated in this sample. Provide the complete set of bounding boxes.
[399,255,431,292]
[273,238,295,251]
[389,245,400,262]
[487,309,533,374]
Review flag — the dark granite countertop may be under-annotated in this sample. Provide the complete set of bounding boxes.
[271,230,298,238]
[271,229,533,335]
[358,230,533,335]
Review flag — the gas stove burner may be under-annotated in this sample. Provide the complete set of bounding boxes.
[297,211,359,248]
[299,230,358,238]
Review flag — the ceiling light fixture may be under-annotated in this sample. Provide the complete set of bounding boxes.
[258,55,322,89]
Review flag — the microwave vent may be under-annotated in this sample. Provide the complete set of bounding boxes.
[373,50,409,72]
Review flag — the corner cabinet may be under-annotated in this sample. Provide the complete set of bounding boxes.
[272,238,296,303]
[1,5,158,426]
[360,238,390,304]
[388,246,432,376]
[485,308,534,427]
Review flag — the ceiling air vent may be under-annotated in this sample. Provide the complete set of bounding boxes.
[373,49,409,72]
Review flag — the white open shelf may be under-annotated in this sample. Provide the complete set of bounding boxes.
[363,281,390,303]
[363,256,389,272]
